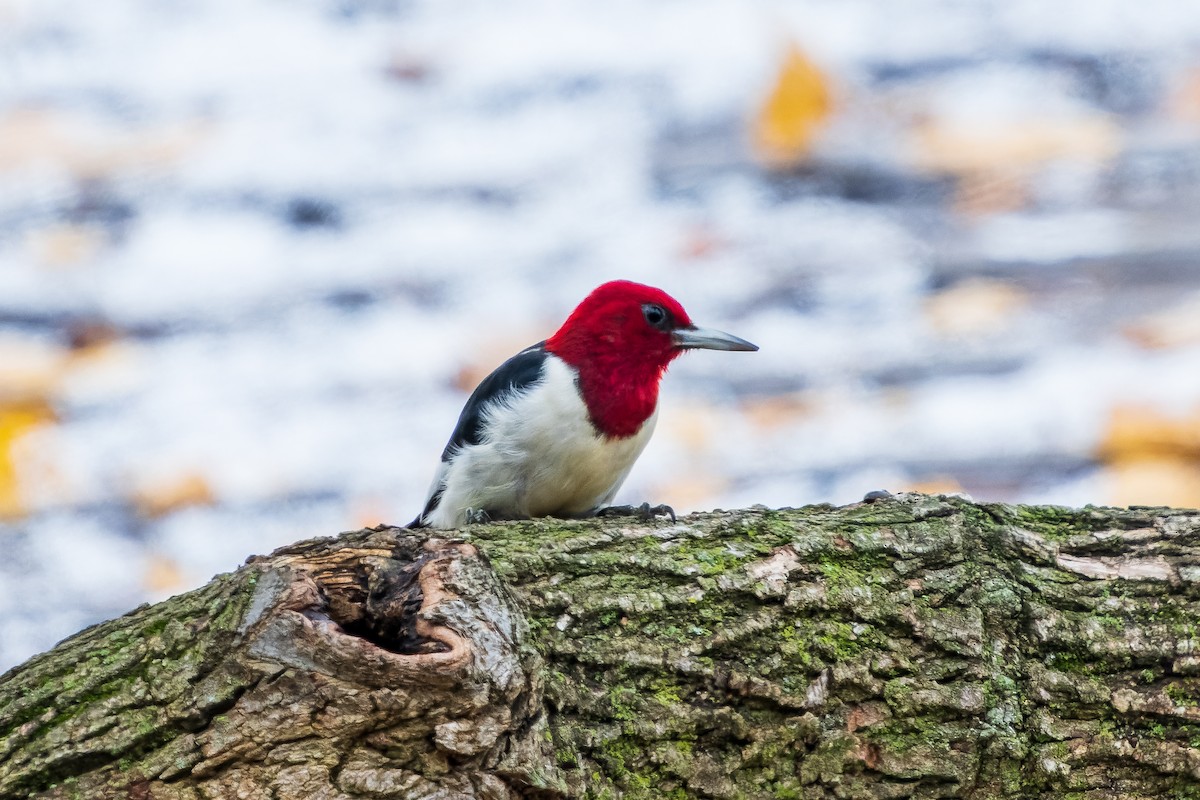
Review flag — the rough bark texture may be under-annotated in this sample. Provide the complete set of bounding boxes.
[2,494,1200,799]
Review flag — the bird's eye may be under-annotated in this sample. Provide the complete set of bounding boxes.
[642,303,670,330]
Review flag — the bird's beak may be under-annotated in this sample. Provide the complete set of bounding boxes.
[672,325,759,352]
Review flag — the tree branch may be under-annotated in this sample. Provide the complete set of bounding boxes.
[2,494,1199,799]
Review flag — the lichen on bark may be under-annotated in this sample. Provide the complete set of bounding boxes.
[1,494,1199,799]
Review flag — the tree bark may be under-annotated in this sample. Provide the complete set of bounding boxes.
[2,494,1200,799]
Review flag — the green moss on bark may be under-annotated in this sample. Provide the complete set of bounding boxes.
[4,495,1200,799]
[469,496,1200,798]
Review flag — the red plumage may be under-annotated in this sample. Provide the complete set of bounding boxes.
[546,280,693,438]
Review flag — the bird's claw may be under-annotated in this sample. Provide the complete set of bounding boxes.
[465,508,493,524]
[597,502,676,523]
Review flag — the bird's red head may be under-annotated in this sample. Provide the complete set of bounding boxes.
[546,280,756,438]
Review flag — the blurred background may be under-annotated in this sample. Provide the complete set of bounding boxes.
[4,0,1200,670]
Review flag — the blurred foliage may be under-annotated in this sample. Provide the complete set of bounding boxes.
[752,43,834,168]
[0,401,56,520]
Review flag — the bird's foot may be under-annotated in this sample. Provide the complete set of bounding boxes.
[464,507,493,524]
[597,502,676,523]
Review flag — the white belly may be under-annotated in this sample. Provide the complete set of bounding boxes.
[426,357,656,528]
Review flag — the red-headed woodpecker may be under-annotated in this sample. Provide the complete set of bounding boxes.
[410,280,758,529]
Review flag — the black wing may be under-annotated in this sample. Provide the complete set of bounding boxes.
[409,342,550,526]
[439,341,550,456]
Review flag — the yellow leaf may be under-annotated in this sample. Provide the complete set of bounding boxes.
[902,476,964,496]
[0,400,57,520]
[131,472,216,518]
[924,278,1029,337]
[752,43,834,169]
[351,496,389,529]
[662,403,721,454]
[951,170,1031,217]
[911,117,1119,175]
[649,471,729,512]
[1123,293,1200,350]
[0,338,67,405]
[1099,404,1200,462]
[1106,456,1200,509]
[740,393,816,431]
[1096,404,1200,506]
[144,554,187,594]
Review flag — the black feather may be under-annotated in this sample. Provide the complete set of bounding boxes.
[441,342,549,454]
[412,342,550,525]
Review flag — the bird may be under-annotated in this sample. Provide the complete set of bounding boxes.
[409,280,758,529]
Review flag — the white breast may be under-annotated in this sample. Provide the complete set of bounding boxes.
[425,356,656,528]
